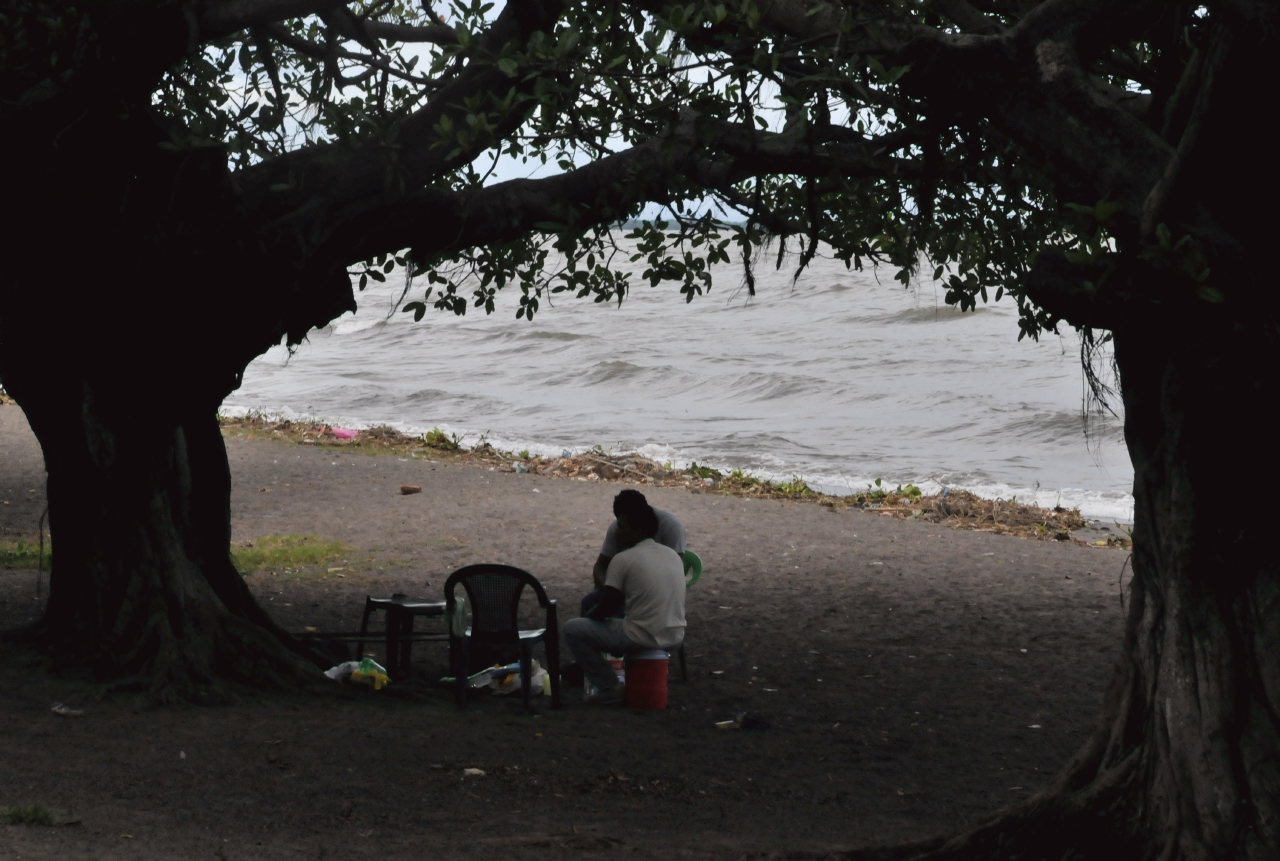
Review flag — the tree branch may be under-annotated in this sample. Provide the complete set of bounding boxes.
[934,0,1005,34]
[263,24,434,85]
[1022,248,1125,330]
[319,115,914,265]
[199,0,344,42]
[237,0,567,239]
[362,20,459,45]
[1140,25,1230,238]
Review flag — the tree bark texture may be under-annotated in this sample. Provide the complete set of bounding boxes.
[0,50,353,694]
[7,381,322,696]
[1105,322,1279,860]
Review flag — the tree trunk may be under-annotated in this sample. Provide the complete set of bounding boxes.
[7,379,323,698]
[841,323,1279,861]
[1101,323,1279,860]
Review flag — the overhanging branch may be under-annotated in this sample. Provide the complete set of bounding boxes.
[363,20,459,45]
[199,0,344,42]
[320,115,915,265]
[237,0,567,236]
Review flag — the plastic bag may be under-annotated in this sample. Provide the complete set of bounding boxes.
[325,657,389,690]
[490,660,548,696]
[324,661,359,681]
[449,596,468,637]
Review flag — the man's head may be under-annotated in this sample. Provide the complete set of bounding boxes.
[613,489,659,548]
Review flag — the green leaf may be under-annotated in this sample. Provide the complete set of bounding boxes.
[1094,200,1125,224]
[884,64,912,83]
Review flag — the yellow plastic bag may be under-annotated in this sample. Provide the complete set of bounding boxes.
[349,669,390,690]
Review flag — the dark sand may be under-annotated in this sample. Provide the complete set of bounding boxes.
[0,405,1131,859]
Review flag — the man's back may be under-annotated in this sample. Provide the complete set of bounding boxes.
[604,538,685,649]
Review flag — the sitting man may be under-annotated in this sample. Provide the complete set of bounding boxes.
[563,492,686,704]
[581,489,685,617]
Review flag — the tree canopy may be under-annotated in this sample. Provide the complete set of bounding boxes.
[4,0,1268,349]
[9,0,1216,343]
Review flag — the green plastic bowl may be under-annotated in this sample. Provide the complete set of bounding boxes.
[683,549,704,588]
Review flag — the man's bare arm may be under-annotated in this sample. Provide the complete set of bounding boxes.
[587,586,625,621]
[592,554,612,589]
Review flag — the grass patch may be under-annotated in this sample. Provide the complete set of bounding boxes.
[232,534,350,574]
[0,538,47,569]
[1,803,74,826]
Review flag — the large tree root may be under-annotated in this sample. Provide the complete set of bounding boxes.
[805,717,1142,861]
[6,593,332,703]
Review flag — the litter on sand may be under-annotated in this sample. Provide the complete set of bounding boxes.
[715,712,770,731]
[325,658,390,690]
[489,660,549,696]
[400,484,422,494]
[50,703,83,717]
[463,768,486,777]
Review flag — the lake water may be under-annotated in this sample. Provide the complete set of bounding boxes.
[226,242,1134,521]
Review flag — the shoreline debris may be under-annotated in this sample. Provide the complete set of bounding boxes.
[217,416,1126,548]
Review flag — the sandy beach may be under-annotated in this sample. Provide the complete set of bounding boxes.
[0,404,1131,860]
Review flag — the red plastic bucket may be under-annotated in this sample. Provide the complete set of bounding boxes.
[625,650,670,709]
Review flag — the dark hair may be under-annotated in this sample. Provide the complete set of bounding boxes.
[614,489,659,538]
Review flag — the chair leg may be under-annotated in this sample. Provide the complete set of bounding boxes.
[385,607,403,679]
[678,642,687,683]
[399,613,414,679]
[545,602,561,709]
[546,636,561,710]
[520,642,533,711]
[453,636,470,709]
[356,596,374,659]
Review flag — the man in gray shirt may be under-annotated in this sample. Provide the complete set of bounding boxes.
[564,492,686,703]
[580,489,685,616]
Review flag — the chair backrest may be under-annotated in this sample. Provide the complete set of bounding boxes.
[444,564,552,645]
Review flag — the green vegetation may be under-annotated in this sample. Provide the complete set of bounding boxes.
[712,468,813,499]
[776,477,816,497]
[688,462,722,479]
[854,478,924,504]
[518,449,530,460]
[1,804,64,826]
[423,428,460,451]
[231,534,350,574]
[0,538,47,569]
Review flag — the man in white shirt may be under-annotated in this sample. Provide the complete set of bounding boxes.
[564,492,686,704]
[580,490,686,616]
